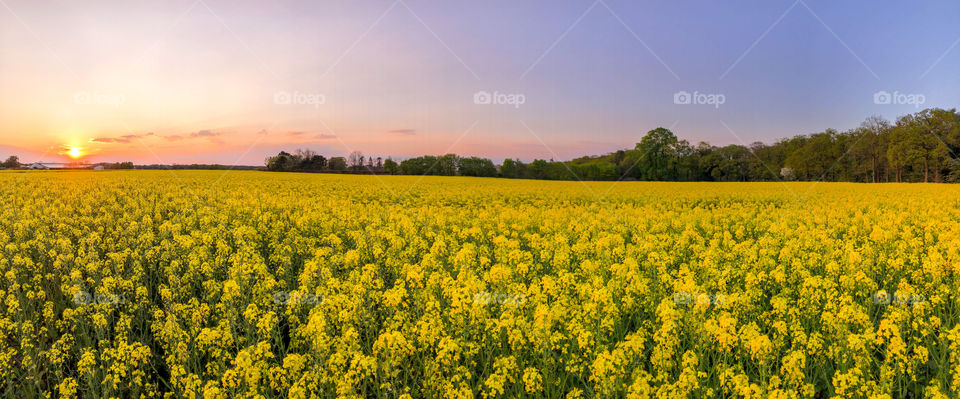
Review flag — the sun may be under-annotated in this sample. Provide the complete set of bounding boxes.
[67,146,83,159]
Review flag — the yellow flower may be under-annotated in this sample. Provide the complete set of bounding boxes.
[57,377,78,398]
[522,367,543,393]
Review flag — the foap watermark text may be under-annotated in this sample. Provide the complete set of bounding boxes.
[273,291,323,306]
[873,91,925,108]
[473,291,526,306]
[473,91,525,108]
[73,291,126,306]
[673,91,725,109]
[673,291,726,307]
[274,91,325,108]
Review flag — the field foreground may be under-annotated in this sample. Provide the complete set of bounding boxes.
[2,170,960,398]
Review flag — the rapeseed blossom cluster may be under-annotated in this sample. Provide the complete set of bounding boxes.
[1,171,959,397]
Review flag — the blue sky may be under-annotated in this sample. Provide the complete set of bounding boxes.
[1,0,958,163]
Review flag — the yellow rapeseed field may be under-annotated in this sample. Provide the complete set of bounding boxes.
[2,170,960,398]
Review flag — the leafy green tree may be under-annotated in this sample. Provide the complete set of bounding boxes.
[542,161,575,180]
[785,130,843,181]
[458,157,496,177]
[400,156,436,175]
[266,151,296,171]
[302,155,327,170]
[328,157,347,171]
[887,121,923,183]
[257,108,960,183]
[916,108,959,182]
[674,140,702,181]
[850,116,890,182]
[636,127,679,180]
[570,161,618,180]
[528,159,549,179]
[499,158,519,178]
[437,154,458,176]
[383,158,399,174]
[700,145,751,181]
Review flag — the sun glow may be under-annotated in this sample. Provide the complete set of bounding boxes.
[67,146,83,159]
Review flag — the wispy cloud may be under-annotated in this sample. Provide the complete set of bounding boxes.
[315,133,336,139]
[90,132,154,144]
[190,130,219,138]
[90,130,225,144]
[91,137,128,144]
[387,129,416,136]
[90,131,223,144]
[187,129,223,144]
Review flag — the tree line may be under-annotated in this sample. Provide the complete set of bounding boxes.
[265,149,498,177]
[267,107,960,182]
[0,156,136,170]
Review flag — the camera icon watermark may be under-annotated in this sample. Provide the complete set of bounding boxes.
[673,291,725,307]
[273,290,323,306]
[74,91,125,107]
[274,91,325,108]
[872,290,925,306]
[73,291,125,306]
[473,90,525,109]
[673,91,725,109]
[473,291,526,306]
[873,91,925,109]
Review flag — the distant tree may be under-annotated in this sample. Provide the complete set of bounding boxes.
[457,156,497,177]
[437,154,458,175]
[703,145,751,181]
[528,159,548,179]
[400,156,434,175]
[256,108,960,183]
[743,141,775,181]
[295,148,316,162]
[887,115,926,182]
[882,109,960,182]
[292,149,323,170]
[785,130,842,181]
[850,116,891,182]
[916,108,959,182]
[570,160,618,180]
[266,151,297,171]
[610,150,626,176]
[108,161,135,169]
[305,155,327,170]
[636,127,679,180]
[383,158,399,174]
[347,151,364,170]
[2,155,20,168]
[675,140,701,181]
[500,158,520,178]
[328,156,347,171]
[543,161,576,180]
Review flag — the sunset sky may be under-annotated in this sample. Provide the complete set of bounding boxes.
[1,0,959,164]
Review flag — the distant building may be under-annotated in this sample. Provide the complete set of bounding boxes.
[27,162,75,170]
[93,165,104,171]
